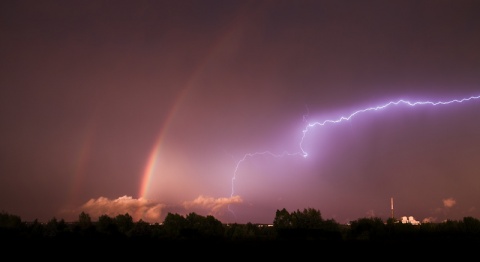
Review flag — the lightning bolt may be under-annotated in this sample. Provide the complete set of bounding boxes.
[228,94,480,219]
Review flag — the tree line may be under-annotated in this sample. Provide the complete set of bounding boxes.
[1,207,480,243]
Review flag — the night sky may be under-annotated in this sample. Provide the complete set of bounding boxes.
[1,0,480,225]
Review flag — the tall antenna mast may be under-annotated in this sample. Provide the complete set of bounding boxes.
[391,197,394,219]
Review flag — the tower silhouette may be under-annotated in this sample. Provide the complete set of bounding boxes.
[391,197,394,219]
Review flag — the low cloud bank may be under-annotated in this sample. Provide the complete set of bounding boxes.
[60,195,243,223]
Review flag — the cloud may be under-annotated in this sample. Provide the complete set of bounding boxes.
[426,197,458,222]
[63,195,167,223]
[59,195,243,224]
[443,198,456,208]
[183,195,243,217]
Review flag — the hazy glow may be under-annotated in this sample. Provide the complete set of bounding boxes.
[229,95,480,218]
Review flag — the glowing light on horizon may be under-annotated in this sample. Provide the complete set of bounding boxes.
[228,94,480,216]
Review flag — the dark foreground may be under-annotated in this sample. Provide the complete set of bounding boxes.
[4,237,480,260]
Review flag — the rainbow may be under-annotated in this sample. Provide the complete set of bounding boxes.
[138,89,187,199]
[137,5,264,200]
[66,118,97,209]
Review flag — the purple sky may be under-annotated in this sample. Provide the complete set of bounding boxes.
[1,0,480,225]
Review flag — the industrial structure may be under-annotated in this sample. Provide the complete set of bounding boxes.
[391,197,394,219]
[390,197,421,225]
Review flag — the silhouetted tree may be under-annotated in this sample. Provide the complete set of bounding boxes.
[44,217,69,238]
[290,208,323,229]
[97,214,119,237]
[130,219,152,239]
[348,217,386,240]
[163,213,187,238]
[0,211,24,240]
[462,216,480,235]
[201,215,224,238]
[224,223,243,240]
[73,212,96,238]
[273,208,291,229]
[78,212,92,229]
[273,207,340,240]
[115,213,134,236]
[0,211,22,229]
[2,208,480,243]
[28,219,44,239]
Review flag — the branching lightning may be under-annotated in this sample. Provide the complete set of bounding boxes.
[228,94,480,217]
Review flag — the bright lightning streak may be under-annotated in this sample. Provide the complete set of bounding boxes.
[228,94,480,217]
[299,95,480,158]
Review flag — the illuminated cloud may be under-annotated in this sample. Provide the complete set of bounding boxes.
[58,195,244,224]
[183,195,243,216]
[443,198,456,208]
[427,197,458,221]
[74,195,166,223]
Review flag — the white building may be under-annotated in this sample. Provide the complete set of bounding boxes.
[401,216,421,225]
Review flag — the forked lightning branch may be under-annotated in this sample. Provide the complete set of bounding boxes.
[228,94,480,216]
